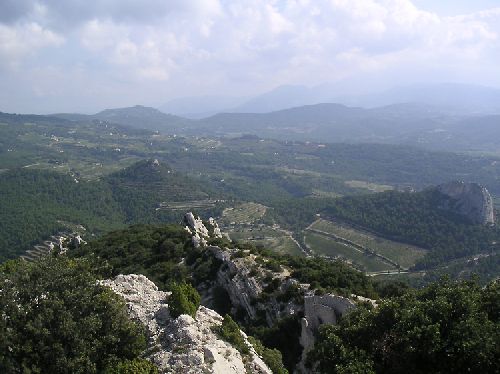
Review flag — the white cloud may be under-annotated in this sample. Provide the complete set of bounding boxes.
[0,22,64,69]
[1,0,500,112]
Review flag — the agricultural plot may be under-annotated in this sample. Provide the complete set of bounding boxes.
[221,202,267,225]
[305,232,393,272]
[344,180,393,192]
[308,219,427,269]
[157,200,218,211]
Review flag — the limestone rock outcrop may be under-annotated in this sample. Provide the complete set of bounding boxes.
[184,212,210,247]
[101,274,271,374]
[437,181,495,225]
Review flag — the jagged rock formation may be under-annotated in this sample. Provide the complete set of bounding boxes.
[437,181,495,225]
[184,212,224,248]
[101,274,271,374]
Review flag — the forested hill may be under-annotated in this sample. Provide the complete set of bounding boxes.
[323,188,500,269]
[53,105,191,132]
[0,160,220,261]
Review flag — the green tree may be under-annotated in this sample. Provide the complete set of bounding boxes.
[308,279,499,374]
[0,256,147,374]
[168,282,201,319]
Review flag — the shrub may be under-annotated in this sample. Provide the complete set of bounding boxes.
[168,282,201,318]
[248,336,288,374]
[105,359,158,374]
[215,315,250,354]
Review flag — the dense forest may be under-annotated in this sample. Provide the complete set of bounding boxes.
[0,161,221,261]
[0,169,124,261]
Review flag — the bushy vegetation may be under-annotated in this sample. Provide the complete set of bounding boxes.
[0,256,148,373]
[248,336,288,374]
[72,224,195,289]
[215,315,250,355]
[254,248,378,299]
[307,278,500,374]
[168,282,201,318]
[104,359,158,374]
[249,316,303,372]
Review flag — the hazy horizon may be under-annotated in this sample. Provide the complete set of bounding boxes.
[1,0,500,114]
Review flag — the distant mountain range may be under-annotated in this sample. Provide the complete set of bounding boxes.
[157,82,500,116]
[46,89,500,152]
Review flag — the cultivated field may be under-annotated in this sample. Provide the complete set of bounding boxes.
[307,218,427,270]
[305,232,395,272]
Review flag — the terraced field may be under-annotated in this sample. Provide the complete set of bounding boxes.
[221,202,267,224]
[220,202,303,256]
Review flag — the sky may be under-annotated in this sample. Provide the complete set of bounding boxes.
[1,0,500,114]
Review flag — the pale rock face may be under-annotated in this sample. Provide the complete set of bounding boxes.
[72,235,87,248]
[184,212,210,247]
[101,274,271,374]
[209,217,223,239]
[298,294,357,371]
[437,181,495,225]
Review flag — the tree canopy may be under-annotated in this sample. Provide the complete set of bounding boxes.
[308,278,500,374]
[0,256,147,374]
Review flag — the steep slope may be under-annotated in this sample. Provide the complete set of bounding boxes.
[437,181,495,225]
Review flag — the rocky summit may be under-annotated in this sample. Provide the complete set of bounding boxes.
[437,181,495,225]
[101,274,271,374]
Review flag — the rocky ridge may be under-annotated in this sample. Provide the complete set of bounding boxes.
[183,212,373,372]
[101,274,271,374]
[437,181,495,225]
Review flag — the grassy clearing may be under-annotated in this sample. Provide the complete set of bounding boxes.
[344,180,393,192]
[305,232,392,272]
[310,219,427,269]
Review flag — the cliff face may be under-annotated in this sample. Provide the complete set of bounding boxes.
[437,181,495,225]
[101,274,271,374]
